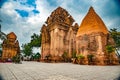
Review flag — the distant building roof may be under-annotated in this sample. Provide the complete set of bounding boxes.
[7,32,17,40]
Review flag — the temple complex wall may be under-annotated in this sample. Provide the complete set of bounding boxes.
[40,7,119,65]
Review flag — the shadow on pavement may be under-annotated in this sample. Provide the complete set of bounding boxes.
[0,74,4,80]
[114,75,120,80]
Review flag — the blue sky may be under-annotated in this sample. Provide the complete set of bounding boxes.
[0,0,120,50]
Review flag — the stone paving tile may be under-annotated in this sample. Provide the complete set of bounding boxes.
[0,61,120,80]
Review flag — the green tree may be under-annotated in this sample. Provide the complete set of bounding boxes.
[31,52,41,61]
[34,52,41,60]
[30,33,41,47]
[109,28,120,62]
[21,33,41,58]
[110,28,120,48]
[22,43,32,57]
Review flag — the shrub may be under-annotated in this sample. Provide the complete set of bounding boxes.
[62,52,69,62]
[12,54,21,63]
[76,54,85,64]
[77,54,85,60]
[87,54,94,65]
[45,54,52,62]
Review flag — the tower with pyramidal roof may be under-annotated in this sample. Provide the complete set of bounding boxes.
[76,7,118,65]
[2,32,20,61]
[41,7,119,65]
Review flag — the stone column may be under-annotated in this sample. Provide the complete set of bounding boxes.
[97,35,105,65]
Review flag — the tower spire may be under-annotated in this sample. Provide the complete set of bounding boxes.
[89,6,95,12]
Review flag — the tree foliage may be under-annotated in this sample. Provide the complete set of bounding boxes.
[30,33,41,47]
[31,52,41,60]
[12,54,21,63]
[87,54,94,62]
[22,43,32,56]
[106,45,115,54]
[22,33,42,57]
[77,54,85,59]
[110,28,120,48]
[35,52,41,59]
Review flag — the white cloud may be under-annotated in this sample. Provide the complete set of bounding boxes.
[57,0,120,30]
[0,0,54,49]
[0,0,119,50]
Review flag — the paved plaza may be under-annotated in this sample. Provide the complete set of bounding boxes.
[0,61,120,80]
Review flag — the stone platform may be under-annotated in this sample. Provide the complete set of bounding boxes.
[0,61,120,80]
